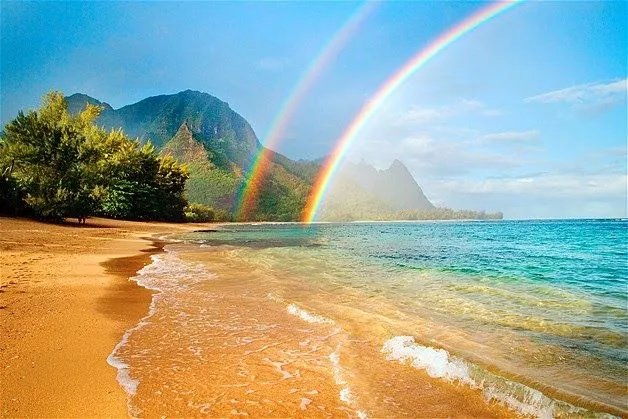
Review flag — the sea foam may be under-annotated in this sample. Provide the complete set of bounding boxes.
[284,304,367,417]
[107,249,215,417]
[381,336,610,419]
[286,304,334,324]
[381,336,472,383]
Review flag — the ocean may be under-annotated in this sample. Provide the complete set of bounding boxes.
[109,219,627,418]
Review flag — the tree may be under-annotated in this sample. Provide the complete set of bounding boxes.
[0,92,102,219]
[0,91,189,221]
[98,132,188,221]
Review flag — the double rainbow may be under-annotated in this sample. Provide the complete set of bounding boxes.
[302,0,522,222]
[235,2,379,220]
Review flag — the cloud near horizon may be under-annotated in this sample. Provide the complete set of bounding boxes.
[421,167,626,219]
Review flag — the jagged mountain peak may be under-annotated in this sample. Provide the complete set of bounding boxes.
[388,159,408,172]
[176,120,193,136]
[340,159,434,211]
[161,121,213,169]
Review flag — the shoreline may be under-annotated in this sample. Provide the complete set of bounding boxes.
[0,217,198,417]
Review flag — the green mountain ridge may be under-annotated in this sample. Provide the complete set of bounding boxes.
[67,90,259,167]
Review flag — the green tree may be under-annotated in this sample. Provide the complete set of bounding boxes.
[0,91,189,221]
[97,131,188,221]
[0,92,102,219]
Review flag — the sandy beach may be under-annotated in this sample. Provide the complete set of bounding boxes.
[0,217,197,418]
[0,217,517,419]
[2,217,622,418]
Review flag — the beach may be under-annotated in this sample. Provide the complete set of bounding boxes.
[1,218,625,418]
[0,217,195,417]
[0,217,514,419]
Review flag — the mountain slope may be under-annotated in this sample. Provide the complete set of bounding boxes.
[159,121,311,220]
[161,122,239,213]
[66,90,260,167]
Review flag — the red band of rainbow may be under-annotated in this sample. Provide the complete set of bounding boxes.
[303,0,522,223]
[235,2,379,220]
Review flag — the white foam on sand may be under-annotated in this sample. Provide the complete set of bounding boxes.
[381,336,607,419]
[329,345,368,418]
[284,304,367,418]
[286,304,334,325]
[107,249,215,417]
[381,336,472,383]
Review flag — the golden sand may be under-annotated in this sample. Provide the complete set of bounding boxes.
[0,217,196,417]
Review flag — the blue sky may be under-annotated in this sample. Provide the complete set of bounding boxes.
[2,1,626,218]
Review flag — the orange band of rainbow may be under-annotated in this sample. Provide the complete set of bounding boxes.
[303,1,522,223]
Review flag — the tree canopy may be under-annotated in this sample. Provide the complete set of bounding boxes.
[0,91,189,221]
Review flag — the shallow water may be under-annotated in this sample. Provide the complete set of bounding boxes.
[110,220,627,418]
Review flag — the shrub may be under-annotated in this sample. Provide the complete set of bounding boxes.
[184,203,215,222]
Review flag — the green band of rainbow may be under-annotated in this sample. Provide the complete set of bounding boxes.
[303,0,522,223]
[235,2,378,220]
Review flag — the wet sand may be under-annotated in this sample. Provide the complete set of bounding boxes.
[112,243,518,418]
[0,217,198,417]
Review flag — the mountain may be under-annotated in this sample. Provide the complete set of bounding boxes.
[342,159,434,211]
[66,93,114,115]
[320,160,436,221]
[66,90,500,221]
[66,90,259,168]
[67,91,312,220]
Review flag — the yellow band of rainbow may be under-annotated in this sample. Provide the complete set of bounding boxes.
[235,2,379,220]
[302,0,522,223]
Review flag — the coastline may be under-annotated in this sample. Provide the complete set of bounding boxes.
[0,217,197,417]
[2,218,624,417]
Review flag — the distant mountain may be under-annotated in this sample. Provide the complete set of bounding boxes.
[320,160,434,221]
[66,90,500,221]
[342,159,434,211]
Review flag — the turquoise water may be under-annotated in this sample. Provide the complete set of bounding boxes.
[178,219,628,415]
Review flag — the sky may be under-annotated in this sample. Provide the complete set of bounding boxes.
[1,1,626,219]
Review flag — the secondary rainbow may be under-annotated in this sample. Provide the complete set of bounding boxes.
[235,2,379,220]
[303,0,522,223]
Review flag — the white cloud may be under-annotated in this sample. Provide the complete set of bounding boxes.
[524,78,627,105]
[438,172,626,198]
[420,166,627,219]
[481,130,540,144]
[356,134,529,177]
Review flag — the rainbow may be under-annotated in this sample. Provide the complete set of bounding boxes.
[303,0,522,223]
[235,2,379,220]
